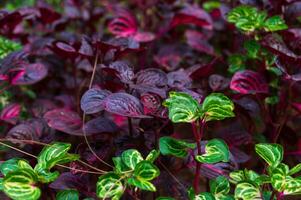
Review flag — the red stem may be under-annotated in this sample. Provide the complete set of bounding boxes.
[192,119,205,194]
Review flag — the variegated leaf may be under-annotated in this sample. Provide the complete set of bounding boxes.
[127,177,156,191]
[159,136,196,158]
[210,176,230,198]
[3,169,41,200]
[121,149,143,170]
[0,158,21,176]
[288,163,301,176]
[56,189,79,200]
[163,92,201,123]
[145,149,160,163]
[201,93,235,122]
[133,161,160,181]
[96,172,124,200]
[234,182,261,200]
[196,139,230,164]
[255,143,283,168]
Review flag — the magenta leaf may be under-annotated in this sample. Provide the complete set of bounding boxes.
[140,92,163,116]
[133,31,155,43]
[103,92,149,118]
[0,103,21,124]
[44,109,82,135]
[135,68,167,88]
[80,88,111,114]
[11,63,48,85]
[170,5,213,30]
[230,70,269,94]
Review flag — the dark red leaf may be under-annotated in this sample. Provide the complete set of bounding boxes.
[103,92,149,118]
[185,30,214,55]
[101,60,134,83]
[11,63,48,85]
[230,70,269,94]
[0,103,21,124]
[135,68,167,88]
[80,88,111,114]
[170,5,213,30]
[44,109,82,135]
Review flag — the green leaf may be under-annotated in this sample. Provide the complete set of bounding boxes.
[156,197,175,200]
[127,177,156,191]
[113,157,130,174]
[264,96,279,105]
[244,40,261,59]
[264,16,288,32]
[3,169,41,200]
[145,149,160,163]
[0,178,3,190]
[282,177,301,195]
[234,182,261,200]
[36,142,79,170]
[210,176,230,197]
[201,93,235,122]
[195,192,216,200]
[289,163,301,176]
[203,1,221,12]
[0,158,21,176]
[96,172,124,200]
[56,189,79,200]
[195,139,229,164]
[271,163,289,191]
[121,149,143,170]
[34,166,60,183]
[227,5,266,32]
[133,161,160,181]
[159,136,196,158]
[229,170,245,184]
[0,36,22,59]
[228,54,246,74]
[163,92,201,123]
[255,143,283,168]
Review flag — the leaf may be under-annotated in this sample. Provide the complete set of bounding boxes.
[103,92,148,118]
[0,103,21,124]
[0,158,21,176]
[244,40,261,59]
[163,92,201,123]
[270,163,289,192]
[56,189,79,200]
[264,16,288,32]
[255,143,283,168]
[230,70,269,94]
[44,109,82,135]
[84,116,118,135]
[3,169,41,200]
[0,36,22,59]
[102,60,134,83]
[196,139,230,164]
[80,88,111,114]
[234,182,261,200]
[159,136,196,158]
[208,74,230,92]
[96,172,124,200]
[113,157,130,174]
[145,149,160,163]
[229,170,245,184]
[121,149,144,170]
[127,177,156,191]
[133,161,160,181]
[170,5,213,30]
[288,163,301,176]
[185,30,214,55]
[200,93,235,122]
[210,176,230,197]
[227,54,246,74]
[156,197,175,200]
[11,63,48,85]
[135,68,167,88]
[36,142,79,169]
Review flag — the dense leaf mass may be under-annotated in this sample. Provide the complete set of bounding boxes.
[1,0,301,199]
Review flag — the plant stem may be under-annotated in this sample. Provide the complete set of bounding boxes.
[192,119,205,194]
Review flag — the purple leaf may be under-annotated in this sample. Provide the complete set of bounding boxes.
[133,31,155,43]
[78,36,93,57]
[103,92,149,118]
[44,109,82,135]
[80,88,111,114]
[135,68,167,88]
[167,69,192,88]
[84,117,118,135]
[0,103,21,124]
[230,70,269,94]
[209,74,230,91]
[11,63,48,85]
[185,30,214,55]
[102,60,134,83]
[170,5,213,30]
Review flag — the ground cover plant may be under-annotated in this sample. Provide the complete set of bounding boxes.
[1,0,301,199]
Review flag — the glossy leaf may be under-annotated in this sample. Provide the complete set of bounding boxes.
[103,93,148,118]
[0,103,21,124]
[255,143,283,167]
[0,36,22,59]
[230,70,269,94]
[127,177,156,191]
[80,88,111,114]
[113,157,130,174]
[288,163,301,176]
[133,161,160,181]
[188,188,215,200]
[234,182,261,200]
[96,172,124,200]
[103,60,134,83]
[3,169,41,200]
[121,149,143,170]
[0,158,21,176]
[264,16,288,32]
[12,63,48,85]
[159,136,196,158]
[108,9,137,37]
[136,68,167,88]
[145,149,160,163]
[163,92,201,123]
[56,189,79,200]
[210,176,230,197]
[200,93,235,122]
[271,163,289,192]
[196,139,230,164]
